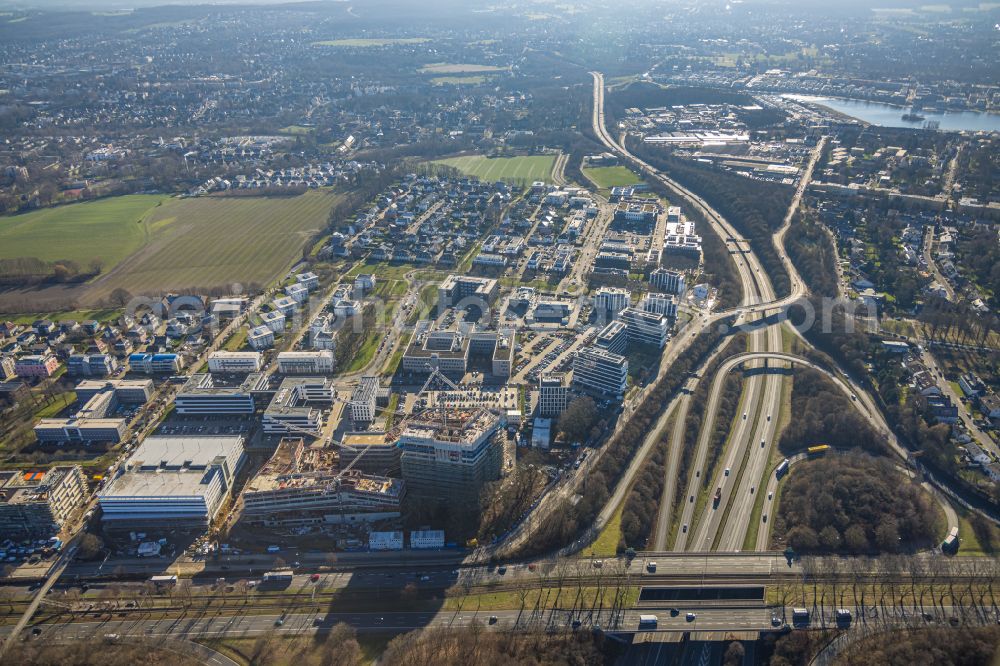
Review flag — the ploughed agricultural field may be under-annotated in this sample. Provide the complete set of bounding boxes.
[0,190,339,311]
[432,154,557,183]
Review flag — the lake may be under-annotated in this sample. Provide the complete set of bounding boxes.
[784,95,1000,133]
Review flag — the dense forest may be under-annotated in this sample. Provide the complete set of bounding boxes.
[627,144,794,299]
[778,367,885,457]
[784,210,839,298]
[773,452,940,554]
[836,625,1000,666]
[954,226,1000,310]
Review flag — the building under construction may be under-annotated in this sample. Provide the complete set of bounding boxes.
[397,407,502,502]
[241,438,404,526]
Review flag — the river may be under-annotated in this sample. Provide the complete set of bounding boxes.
[784,95,1000,133]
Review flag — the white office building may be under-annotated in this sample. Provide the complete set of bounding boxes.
[207,351,263,374]
[276,351,335,375]
[639,293,678,319]
[593,287,631,317]
[650,268,686,295]
[175,373,268,415]
[98,435,247,528]
[350,376,379,426]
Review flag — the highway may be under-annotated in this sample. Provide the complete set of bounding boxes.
[590,71,788,555]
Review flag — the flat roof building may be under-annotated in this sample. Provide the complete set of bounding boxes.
[438,275,499,311]
[538,372,569,418]
[98,435,247,528]
[401,321,471,377]
[276,351,335,375]
[207,351,263,374]
[0,466,87,538]
[572,346,628,399]
[350,376,380,427]
[619,306,671,348]
[263,377,333,436]
[175,373,269,415]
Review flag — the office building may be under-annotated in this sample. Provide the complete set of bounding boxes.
[98,435,247,528]
[397,409,502,501]
[0,466,87,538]
[619,307,670,348]
[650,268,686,295]
[639,293,678,318]
[207,351,263,374]
[401,321,471,377]
[74,378,153,405]
[438,275,498,310]
[263,377,333,435]
[175,373,268,415]
[538,372,570,418]
[593,287,631,318]
[277,351,335,375]
[469,329,515,377]
[572,346,628,398]
[241,439,403,527]
[350,376,380,426]
[595,320,629,355]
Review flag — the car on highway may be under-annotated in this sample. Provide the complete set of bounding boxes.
[489,615,498,625]
[682,524,688,533]
[646,562,657,573]
[771,615,782,627]
[497,565,507,575]
[742,413,747,420]
[724,468,730,476]
[685,612,696,622]
[767,414,771,421]
[310,573,320,582]
[763,514,767,522]
[571,620,582,629]
[768,491,773,500]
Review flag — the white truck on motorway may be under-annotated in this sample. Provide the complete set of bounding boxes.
[638,614,658,629]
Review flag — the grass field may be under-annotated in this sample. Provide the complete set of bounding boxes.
[0,192,340,310]
[582,166,644,189]
[87,191,339,302]
[0,194,169,268]
[419,63,508,74]
[432,154,556,183]
[312,38,429,47]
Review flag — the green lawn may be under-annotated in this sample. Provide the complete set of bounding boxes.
[583,166,644,189]
[582,505,623,558]
[0,194,168,269]
[432,154,557,183]
[419,63,508,74]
